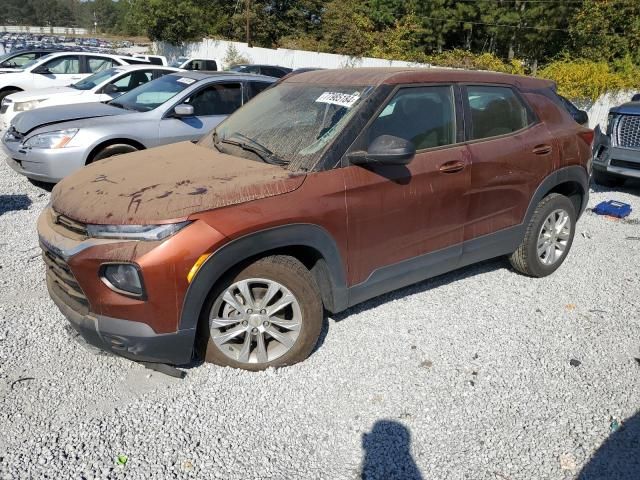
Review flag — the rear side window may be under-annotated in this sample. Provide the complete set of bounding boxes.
[466,86,533,140]
[368,86,456,150]
[87,56,117,73]
[42,55,80,74]
[184,83,242,115]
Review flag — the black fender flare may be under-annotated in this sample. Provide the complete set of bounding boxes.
[524,165,590,223]
[178,223,349,331]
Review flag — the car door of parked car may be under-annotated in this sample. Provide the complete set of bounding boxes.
[461,84,555,242]
[157,81,243,144]
[343,85,471,290]
[97,68,162,101]
[32,55,83,88]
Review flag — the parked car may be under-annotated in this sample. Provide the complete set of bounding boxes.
[170,56,220,71]
[132,54,168,66]
[2,71,275,183]
[36,68,592,371]
[228,63,292,78]
[0,48,65,70]
[0,64,182,131]
[592,95,640,186]
[0,52,149,103]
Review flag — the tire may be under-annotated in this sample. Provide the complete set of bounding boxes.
[27,178,54,192]
[0,88,20,104]
[89,144,139,164]
[200,255,323,371]
[509,193,576,278]
[593,169,626,188]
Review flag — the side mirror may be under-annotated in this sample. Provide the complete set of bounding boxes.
[573,110,589,126]
[102,83,118,95]
[173,104,194,117]
[632,93,640,102]
[32,66,51,74]
[349,135,416,166]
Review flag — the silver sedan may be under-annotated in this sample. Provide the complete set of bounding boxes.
[1,71,275,183]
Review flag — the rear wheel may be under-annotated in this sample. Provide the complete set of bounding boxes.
[593,169,626,188]
[509,193,576,277]
[89,144,139,163]
[200,255,323,370]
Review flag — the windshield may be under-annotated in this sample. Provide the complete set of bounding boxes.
[109,74,193,112]
[72,67,121,90]
[170,57,188,67]
[206,83,373,171]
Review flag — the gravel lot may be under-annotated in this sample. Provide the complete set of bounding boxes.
[0,153,638,480]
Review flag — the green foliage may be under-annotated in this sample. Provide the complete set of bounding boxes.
[223,44,250,67]
[427,49,524,75]
[539,59,640,101]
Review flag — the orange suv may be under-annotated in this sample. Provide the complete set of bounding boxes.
[37,68,593,370]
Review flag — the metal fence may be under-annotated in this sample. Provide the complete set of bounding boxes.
[0,25,89,35]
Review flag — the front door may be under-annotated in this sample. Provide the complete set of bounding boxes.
[32,55,83,88]
[344,85,470,288]
[158,82,243,145]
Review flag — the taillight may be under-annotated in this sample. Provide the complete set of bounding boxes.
[579,130,594,147]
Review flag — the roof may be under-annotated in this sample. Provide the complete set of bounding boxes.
[284,67,554,90]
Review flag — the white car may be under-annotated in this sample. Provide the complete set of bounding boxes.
[133,54,168,66]
[0,51,147,104]
[170,57,221,71]
[0,64,182,131]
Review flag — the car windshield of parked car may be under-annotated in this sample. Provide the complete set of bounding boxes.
[108,74,193,112]
[208,83,373,171]
[71,67,120,90]
[21,54,53,70]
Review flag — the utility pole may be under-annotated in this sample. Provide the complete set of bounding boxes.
[245,0,252,47]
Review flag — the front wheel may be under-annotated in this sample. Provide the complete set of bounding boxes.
[509,193,576,277]
[200,255,323,370]
[89,144,139,164]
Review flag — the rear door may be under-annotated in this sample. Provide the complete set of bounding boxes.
[84,55,118,74]
[32,55,82,88]
[343,84,470,287]
[462,84,555,241]
[158,81,243,144]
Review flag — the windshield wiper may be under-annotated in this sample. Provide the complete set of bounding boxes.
[109,101,136,111]
[218,133,287,166]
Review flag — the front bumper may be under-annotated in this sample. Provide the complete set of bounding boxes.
[1,138,87,183]
[593,136,640,180]
[48,275,196,365]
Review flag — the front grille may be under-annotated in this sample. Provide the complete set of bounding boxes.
[615,114,640,148]
[54,213,88,236]
[41,241,89,312]
[611,159,640,171]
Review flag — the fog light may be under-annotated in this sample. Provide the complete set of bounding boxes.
[101,263,144,297]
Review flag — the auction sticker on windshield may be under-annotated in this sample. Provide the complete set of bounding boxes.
[316,91,361,108]
[176,77,196,85]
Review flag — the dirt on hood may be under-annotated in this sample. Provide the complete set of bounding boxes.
[50,142,306,224]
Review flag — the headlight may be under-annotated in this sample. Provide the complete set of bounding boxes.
[14,99,44,112]
[23,129,78,149]
[86,221,191,240]
[101,263,144,297]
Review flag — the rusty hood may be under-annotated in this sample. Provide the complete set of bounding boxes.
[51,142,306,224]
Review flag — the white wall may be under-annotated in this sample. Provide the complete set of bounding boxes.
[0,25,88,35]
[585,90,637,131]
[155,38,429,70]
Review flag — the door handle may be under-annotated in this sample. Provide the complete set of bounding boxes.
[439,160,465,174]
[532,144,552,155]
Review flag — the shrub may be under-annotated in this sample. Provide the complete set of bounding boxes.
[427,49,524,75]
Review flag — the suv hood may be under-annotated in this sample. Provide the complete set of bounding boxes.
[9,86,79,103]
[610,101,640,116]
[51,142,306,224]
[12,102,127,134]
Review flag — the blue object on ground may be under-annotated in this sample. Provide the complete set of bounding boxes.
[593,200,632,218]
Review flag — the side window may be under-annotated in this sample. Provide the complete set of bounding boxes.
[466,86,533,140]
[262,66,284,78]
[110,70,154,92]
[42,55,80,74]
[2,52,37,67]
[247,81,271,99]
[368,86,456,150]
[87,56,117,73]
[184,83,242,116]
[205,60,218,71]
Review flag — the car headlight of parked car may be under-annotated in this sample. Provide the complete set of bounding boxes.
[100,263,145,297]
[23,129,79,149]
[86,221,191,241]
[14,99,44,112]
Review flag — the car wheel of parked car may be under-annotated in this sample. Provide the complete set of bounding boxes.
[509,193,576,277]
[89,144,139,163]
[0,88,20,103]
[593,169,626,188]
[201,255,323,371]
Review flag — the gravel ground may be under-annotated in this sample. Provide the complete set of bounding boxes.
[0,154,638,480]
